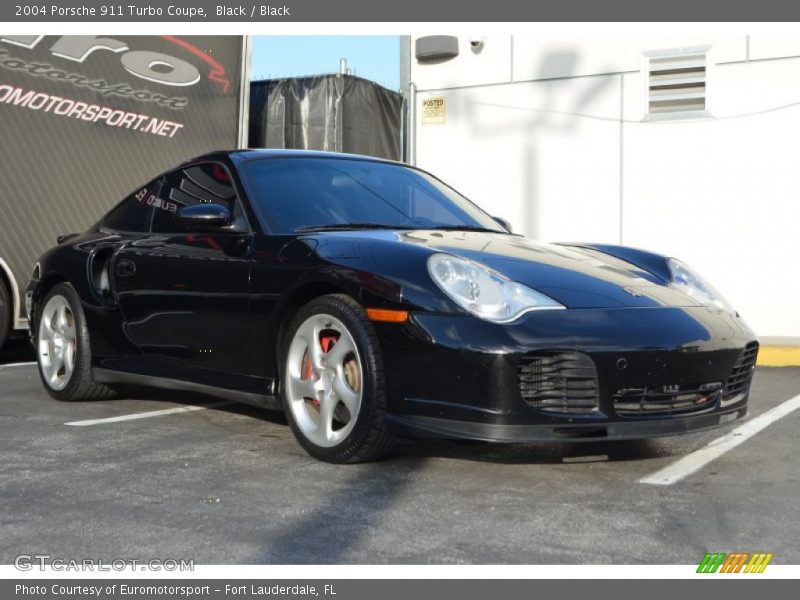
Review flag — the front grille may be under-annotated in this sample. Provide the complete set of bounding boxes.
[721,342,759,405]
[518,352,599,414]
[613,382,722,417]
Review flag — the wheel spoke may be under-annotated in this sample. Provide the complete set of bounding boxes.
[46,307,58,332]
[300,329,324,370]
[318,395,336,442]
[333,375,359,413]
[62,317,76,341]
[39,322,54,342]
[39,340,53,373]
[288,373,317,400]
[63,341,76,376]
[327,334,355,367]
[57,304,68,333]
[49,353,64,382]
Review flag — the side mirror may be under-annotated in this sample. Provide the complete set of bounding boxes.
[175,203,231,230]
[492,216,512,233]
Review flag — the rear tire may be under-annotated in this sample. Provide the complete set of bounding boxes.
[280,294,394,463]
[36,282,114,401]
[0,277,10,350]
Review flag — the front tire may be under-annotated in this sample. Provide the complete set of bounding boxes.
[281,294,394,463]
[36,282,113,401]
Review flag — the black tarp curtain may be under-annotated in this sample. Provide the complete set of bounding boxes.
[249,74,402,161]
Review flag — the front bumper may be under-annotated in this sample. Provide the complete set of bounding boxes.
[387,405,748,442]
[377,306,757,442]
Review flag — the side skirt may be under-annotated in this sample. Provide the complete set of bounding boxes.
[92,367,283,411]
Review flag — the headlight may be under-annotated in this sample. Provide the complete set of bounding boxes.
[427,253,565,323]
[668,258,733,312]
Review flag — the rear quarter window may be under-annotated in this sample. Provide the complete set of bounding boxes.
[151,163,238,234]
[102,178,162,232]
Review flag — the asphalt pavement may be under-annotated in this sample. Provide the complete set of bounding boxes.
[1,339,798,564]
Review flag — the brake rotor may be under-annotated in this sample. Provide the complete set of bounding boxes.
[344,355,361,392]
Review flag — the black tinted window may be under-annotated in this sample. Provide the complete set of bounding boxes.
[151,163,238,233]
[241,158,503,234]
[102,177,161,232]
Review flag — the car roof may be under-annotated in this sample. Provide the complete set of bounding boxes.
[182,148,404,168]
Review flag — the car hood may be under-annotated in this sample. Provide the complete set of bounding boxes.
[310,229,700,309]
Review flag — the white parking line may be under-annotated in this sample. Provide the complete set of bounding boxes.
[64,401,231,426]
[640,393,800,485]
[0,361,36,369]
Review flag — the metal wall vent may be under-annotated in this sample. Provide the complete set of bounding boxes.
[645,47,710,120]
[415,36,459,61]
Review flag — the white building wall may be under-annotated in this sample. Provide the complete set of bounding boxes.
[410,35,800,340]
[415,74,622,243]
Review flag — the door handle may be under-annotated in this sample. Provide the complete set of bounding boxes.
[115,258,137,277]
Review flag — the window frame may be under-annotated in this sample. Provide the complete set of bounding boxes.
[148,160,252,235]
[237,155,505,236]
[99,176,164,235]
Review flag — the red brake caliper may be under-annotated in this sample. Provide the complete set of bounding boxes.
[304,336,337,409]
[320,336,336,353]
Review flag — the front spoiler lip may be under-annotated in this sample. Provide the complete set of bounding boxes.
[386,406,748,443]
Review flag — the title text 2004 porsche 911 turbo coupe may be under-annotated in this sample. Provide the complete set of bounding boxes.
[26,150,758,462]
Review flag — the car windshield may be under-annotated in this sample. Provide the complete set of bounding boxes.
[241,157,505,234]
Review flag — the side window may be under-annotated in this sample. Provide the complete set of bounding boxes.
[102,177,162,232]
[151,162,239,234]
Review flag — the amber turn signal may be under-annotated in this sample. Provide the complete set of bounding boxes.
[366,308,409,323]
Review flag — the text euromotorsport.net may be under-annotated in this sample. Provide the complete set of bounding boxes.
[0,84,184,137]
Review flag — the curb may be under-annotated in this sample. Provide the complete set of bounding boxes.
[757,346,800,367]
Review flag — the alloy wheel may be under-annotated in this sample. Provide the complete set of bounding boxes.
[38,295,77,391]
[284,313,363,447]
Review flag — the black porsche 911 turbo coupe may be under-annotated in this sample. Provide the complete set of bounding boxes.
[26,149,758,462]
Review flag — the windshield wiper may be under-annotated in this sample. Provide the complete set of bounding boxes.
[294,223,418,232]
[423,225,503,233]
[294,223,503,233]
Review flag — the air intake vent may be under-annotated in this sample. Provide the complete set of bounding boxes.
[646,48,709,118]
[721,342,759,406]
[614,382,721,417]
[517,352,599,414]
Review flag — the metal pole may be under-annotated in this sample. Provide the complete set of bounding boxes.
[408,82,417,166]
[237,35,252,149]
